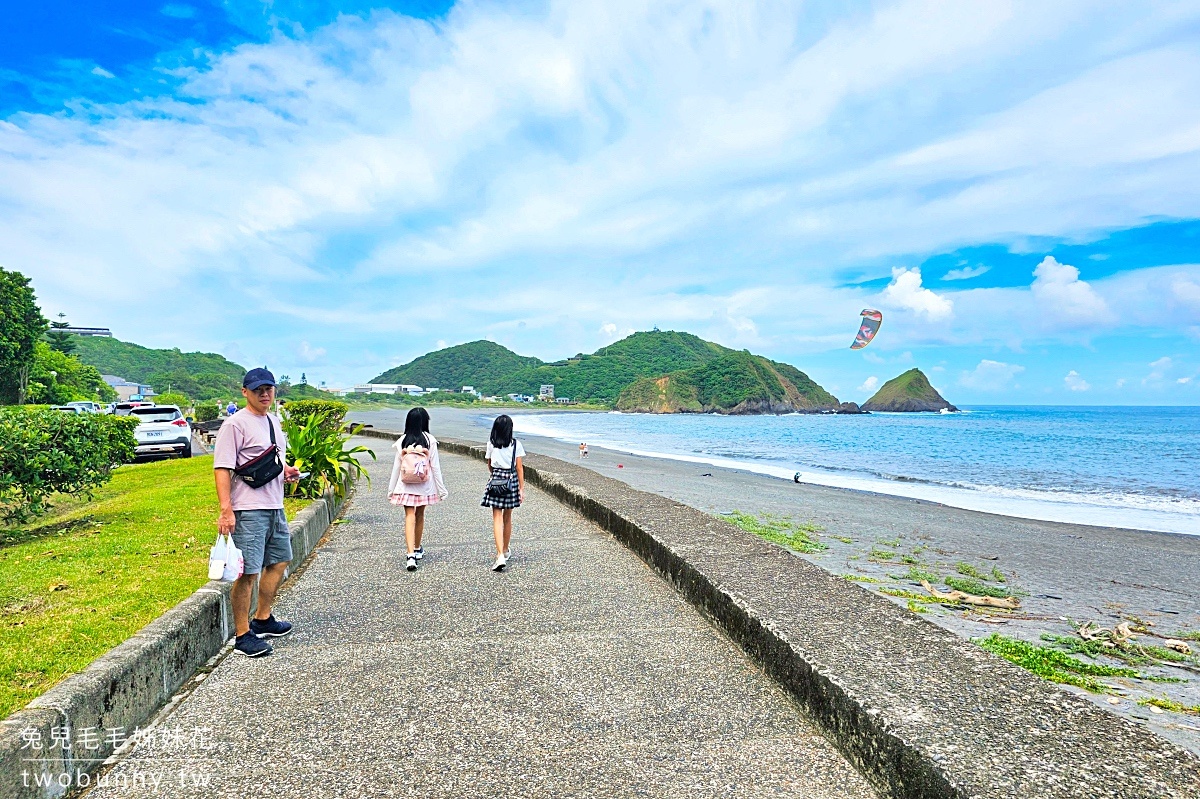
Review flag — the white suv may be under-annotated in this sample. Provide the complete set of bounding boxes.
[130,405,192,458]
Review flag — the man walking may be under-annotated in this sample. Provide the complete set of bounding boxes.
[213,368,301,657]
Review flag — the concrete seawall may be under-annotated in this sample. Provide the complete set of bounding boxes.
[356,428,1200,799]
[0,483,354,799]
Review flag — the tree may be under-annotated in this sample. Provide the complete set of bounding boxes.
[26,342,117,405]
[0,267,48,404]
[46,312,76,355]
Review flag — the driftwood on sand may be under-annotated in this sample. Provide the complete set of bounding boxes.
[920,580,1021,609]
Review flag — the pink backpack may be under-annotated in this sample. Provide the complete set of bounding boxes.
[399,444,431,484]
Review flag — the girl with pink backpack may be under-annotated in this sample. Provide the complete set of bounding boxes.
[387,407,447,571]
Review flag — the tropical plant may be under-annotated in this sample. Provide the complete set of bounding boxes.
[281,411,374,499]
[0,407,138,522]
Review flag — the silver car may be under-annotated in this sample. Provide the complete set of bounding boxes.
[130,405,192,458]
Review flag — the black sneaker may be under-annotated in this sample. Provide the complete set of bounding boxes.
[234,632,273,658]
[250,615,293,638]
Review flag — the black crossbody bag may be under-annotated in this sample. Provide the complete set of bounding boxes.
[233,416,284,489]
[485,438,519,498]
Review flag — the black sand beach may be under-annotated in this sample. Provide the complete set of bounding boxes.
[350,406,1200,754]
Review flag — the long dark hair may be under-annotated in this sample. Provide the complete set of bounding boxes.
[402,407,431,449]
[489,414,514,448]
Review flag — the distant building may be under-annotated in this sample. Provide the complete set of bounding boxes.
[555,397,572,404]
[102,375,154,401]
[63,326,112,337]
[539,384,554,400]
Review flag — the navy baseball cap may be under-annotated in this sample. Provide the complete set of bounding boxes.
[243,368,277,391]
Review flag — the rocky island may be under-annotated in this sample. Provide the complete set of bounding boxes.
[862,368,958,412]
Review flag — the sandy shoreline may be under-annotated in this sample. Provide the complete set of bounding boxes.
[350,406,1200,754]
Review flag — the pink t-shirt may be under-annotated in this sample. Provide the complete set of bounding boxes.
[213,409,287,511]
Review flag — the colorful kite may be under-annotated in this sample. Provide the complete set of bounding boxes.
[850,309,883,350]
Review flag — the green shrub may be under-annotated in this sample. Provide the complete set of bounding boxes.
[282,413,374,499]
[0,407,138,522]
[193,402,221,423]
[282,399,348,433]
[153,391,192,412]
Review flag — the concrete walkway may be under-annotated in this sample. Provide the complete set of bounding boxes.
[85,448,876,798]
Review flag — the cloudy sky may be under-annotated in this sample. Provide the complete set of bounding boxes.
[3,0,1200,404]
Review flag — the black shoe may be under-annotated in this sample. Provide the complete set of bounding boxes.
[234,632,273,658]
[250,615,293,638]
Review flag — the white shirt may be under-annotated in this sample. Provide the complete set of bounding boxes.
[485,439,525,469]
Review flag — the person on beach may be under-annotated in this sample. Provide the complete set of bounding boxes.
[213,368,302,658]
[387,407,447,572]
[482,415,525,572]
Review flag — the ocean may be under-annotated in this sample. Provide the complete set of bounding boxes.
[511,406,1200,536]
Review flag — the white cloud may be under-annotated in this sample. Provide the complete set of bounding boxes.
[942,265,990,281]
[1115,378,1126,388]
[858,376,879,392]
[881,267,953,320]
[296,341,327,364]
[90,66,115,79]
[1179,376,1193,385]
[1030,256,1111,324]
[1063,370,1090,391]
[959,359,1024,391]
[1149,356,1172,377]
[1,2,1199,387]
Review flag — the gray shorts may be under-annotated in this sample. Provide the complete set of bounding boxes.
[232,508,292,575]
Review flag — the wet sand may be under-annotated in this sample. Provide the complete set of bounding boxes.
[350,406,1200,754]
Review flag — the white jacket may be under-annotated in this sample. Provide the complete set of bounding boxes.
[387,433,447,498]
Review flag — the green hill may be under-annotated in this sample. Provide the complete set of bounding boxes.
[862,368,957,412]
[616,351,839,413]
[502,331,735,404]
[371,340,543,395]
[71,336,246,401]
[367,330,840,414]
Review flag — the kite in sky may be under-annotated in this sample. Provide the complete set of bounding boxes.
[850,309,883,349]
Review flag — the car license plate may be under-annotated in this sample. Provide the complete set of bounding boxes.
[145,431,163,438]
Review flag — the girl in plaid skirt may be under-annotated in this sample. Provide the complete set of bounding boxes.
[482,414,525,572]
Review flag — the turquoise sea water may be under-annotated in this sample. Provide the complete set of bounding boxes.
[512,406,1200,536]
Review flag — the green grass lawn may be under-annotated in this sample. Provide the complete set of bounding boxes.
[0,455,310,719]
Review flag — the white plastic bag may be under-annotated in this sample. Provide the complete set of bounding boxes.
[207,533,227,580]
[221,535,244,582]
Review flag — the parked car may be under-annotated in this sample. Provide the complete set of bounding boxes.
[65,401,101,413]
[130,405,192,458]
[52,405,88,414]
[114,401,150,416]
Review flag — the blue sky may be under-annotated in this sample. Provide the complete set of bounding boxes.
[3,1,1200,404]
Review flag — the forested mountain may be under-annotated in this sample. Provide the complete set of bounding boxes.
[502,331,735,404]
[371,340,543,395]
[71,336,246,401]
[369,330,841,413]
[616,351,839,413]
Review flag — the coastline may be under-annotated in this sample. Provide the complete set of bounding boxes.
[350,406,1200,755]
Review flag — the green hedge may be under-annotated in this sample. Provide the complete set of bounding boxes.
[0,407,138,523]
[282,399,348,433]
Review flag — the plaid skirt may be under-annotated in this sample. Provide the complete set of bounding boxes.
[481,467,521,510]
